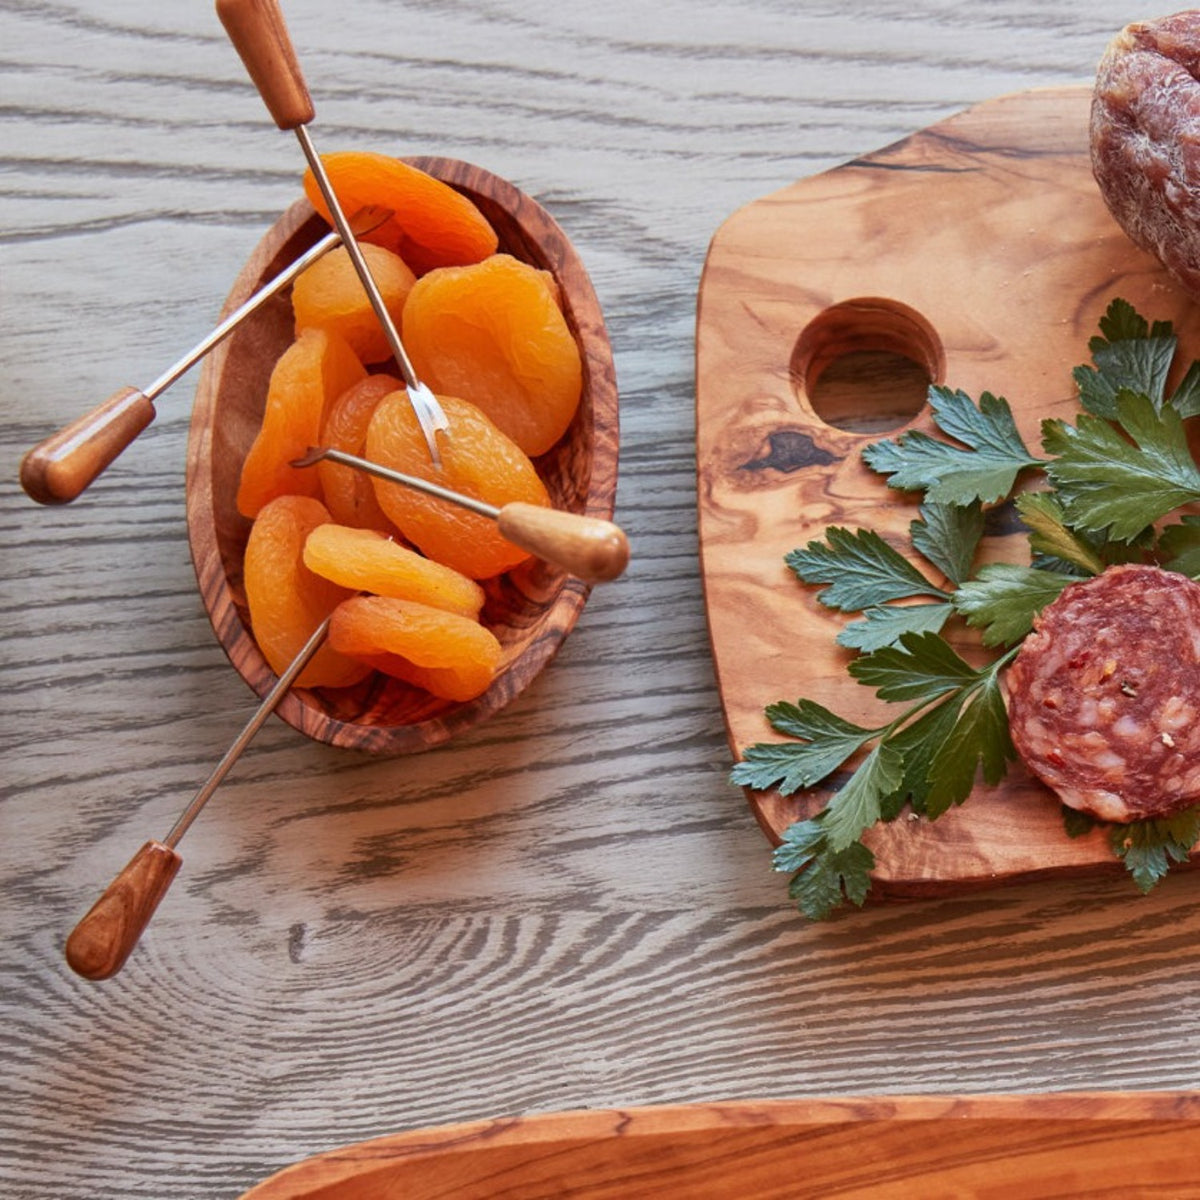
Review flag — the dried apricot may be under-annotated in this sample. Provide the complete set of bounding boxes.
[353,653,495,702]
[329,595,501,700]
[292,243,416,364]
[303,524,485,618]
[318,374,401,531]
[364,390,550,579]
[402,254,582,457]
[304,152,498,276]
[237,328,366,519]
[244,495,371,689]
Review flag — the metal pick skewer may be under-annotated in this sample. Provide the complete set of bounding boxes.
[19,204,391,506]
[216,0,450,468]
[294,446,631,584]
[64,615,332,981]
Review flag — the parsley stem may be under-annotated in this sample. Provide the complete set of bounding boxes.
[876,643,1020,741]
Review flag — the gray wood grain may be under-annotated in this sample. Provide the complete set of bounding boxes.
[2,2,1197,1196]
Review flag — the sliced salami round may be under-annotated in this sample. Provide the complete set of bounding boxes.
[1005,564,1200,822]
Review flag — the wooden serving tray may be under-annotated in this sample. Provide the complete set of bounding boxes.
[239,1093,1200,1197]
[696,87,1200,894]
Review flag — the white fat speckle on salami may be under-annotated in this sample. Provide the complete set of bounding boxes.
[1005,564,1200,822]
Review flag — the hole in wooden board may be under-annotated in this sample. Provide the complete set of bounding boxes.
[792,298,945,434]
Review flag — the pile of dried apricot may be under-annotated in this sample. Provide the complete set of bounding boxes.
[238,151,584,705]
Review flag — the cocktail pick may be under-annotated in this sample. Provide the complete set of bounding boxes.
[293,446,630,583]
[215,0,450,468]
[64,615,332,981]
[19,204,391,505]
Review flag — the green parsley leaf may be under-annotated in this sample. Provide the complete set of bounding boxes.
[1042,391,1200,541]
[924,672,1015,818]
[837,601,953,652]
[1110,809,1200,894]
[731,700,878,795]
[1166,360,1200,419]
[761,698,868,744]
[885,692,967,814]
[848,630,980,702]
[1074,299,1200,417]
[785,526,946,612]
[1159,515,1200,578]
[910,500,984,584]
[863,387,1041,505]
[1014,492,1105,576]
[1094,296,1169,343]
[826,500,977,650]
[773,816,826,873]
[774,817,875,921]
[952,562,1078,646]
[821,741,904,851]
[1074,298,1176,418]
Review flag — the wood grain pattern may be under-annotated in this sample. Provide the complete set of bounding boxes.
[239,1093,1200,1198]
[4,4,1200,1199]
[188,159,618,752]
[697,85,1200,889]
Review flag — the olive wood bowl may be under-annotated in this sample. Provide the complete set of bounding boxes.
[187,157,618,753]
[237,1094,1200,1198]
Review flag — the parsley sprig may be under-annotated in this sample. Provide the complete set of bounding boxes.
[862,386,1042,504]
[735,299,1200,920]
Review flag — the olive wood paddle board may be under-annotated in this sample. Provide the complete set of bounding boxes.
[238,1092,1200,1197]
[696,86,1200,896]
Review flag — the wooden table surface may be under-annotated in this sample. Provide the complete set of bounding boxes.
[2,2,1197,1195]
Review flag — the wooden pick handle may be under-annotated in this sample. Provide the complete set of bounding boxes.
[216,0,314,130]
[20,386,155,505]
[65,841,182,980]
[497,503,630,583]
